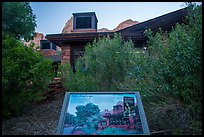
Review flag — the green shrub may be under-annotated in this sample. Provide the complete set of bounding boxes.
[134,3,202,135]
[57,63,99,91]
[59,33,139,92]
[2,36,54,118]
[83,34,138,91]
[142,3,202,105]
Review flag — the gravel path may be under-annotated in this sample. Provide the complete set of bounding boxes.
[2,92,65,135]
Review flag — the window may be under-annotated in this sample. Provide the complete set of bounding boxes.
[73,12,98,30]
[76,17,92,29]
[52,43,57,50]
[73,48,85,72]
[40,40,57,50]
[41,41,50,49]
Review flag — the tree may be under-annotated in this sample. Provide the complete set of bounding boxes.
[73,103,100,131]
[2,2,37,41]
[64,113,76,126]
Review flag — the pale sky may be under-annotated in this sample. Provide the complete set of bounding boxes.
[67,93,137,116]
[30,2,188,36]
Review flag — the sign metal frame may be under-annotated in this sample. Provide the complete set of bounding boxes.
[56,92,150,135]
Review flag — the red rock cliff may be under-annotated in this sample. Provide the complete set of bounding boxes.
[62,17,139,33]
[113,19,139,31]
[23,32,44,50]
[62,17,73,33]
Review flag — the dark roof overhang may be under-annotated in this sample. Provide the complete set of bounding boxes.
[46,31,145,47]
[46,32,113,46]
[117,7,188,34]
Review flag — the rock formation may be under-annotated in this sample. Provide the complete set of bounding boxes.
[33,32,44,46]
[23,32,44,50]
[61,16,139,33]
[97,28,112,32]
[113,19,139,31]
[23,32,61,58]
[62,17,73,33]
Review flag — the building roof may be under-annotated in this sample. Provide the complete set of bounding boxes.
[46,7,188,47]
[117,7,188,34]
[72,12,98,22]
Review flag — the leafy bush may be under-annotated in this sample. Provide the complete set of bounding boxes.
[57,63,99,91]
[83,34,136,90]
[2,36,54,118]
[131,3,202,135]
[59,33,139,91]
[142,3,202,105]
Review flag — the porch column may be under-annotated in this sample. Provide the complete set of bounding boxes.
[61,45,71,64]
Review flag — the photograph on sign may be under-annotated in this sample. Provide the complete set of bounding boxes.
[60,92,147,135]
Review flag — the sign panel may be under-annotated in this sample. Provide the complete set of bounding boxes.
[56,92,150,135]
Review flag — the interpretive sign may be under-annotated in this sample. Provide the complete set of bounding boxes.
[56,92,150,135]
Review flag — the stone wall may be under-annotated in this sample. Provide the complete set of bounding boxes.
[39,49,57,57]
[61,45,71,64]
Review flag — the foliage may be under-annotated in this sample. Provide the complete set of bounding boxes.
[64,113,76,126]
[64,103,100,133]
[75,103,100,127]
[57,63,71,81]
[133,3,202,135]
[142,3,202,105]
[57,63,99,91]
[59,33,138,91]
[2,36,54,118]
[2,2,37,41]
[82,33,137,91]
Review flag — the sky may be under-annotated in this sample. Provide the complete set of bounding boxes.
[67,93,137,116]
[30,2,187,36]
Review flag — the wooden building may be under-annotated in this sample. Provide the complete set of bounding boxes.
[45,8,187,68]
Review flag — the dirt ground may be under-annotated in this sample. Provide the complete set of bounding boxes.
[2,92,65,135]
